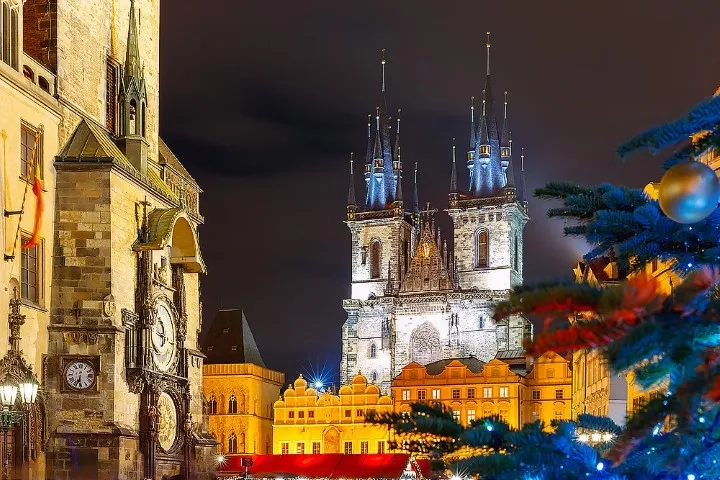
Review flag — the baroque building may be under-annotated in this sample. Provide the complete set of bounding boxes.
[341,41,531,389]
[201,309,284,456]
[392,352,571,429]
[0,0,219,478]
[272,373,394,456]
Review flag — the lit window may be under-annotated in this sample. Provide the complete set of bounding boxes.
[377,441,385,454]
[209,396,217,414]
[228,395,238,414]
[417,390,426,401]
[451,389,460,400]
[312,442,321,454]
[467,409,476,423]
[281,442,289,455]
[452,410,460,422]
[231,345,237,351]
[475,230,489,268]
[296,442,305,454]
[499,387,508,398]
[555,389,563,400]
[432,389,441,400]
[402,390,410,401]
[483,387,492,399]
[467,388,475,399]
[222,328,229,333]
[344,441,353,455]
[360,441,369,454]
[532,390,540,400]
[21,236,41,304]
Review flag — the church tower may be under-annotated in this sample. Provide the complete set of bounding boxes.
[448,34,530,350]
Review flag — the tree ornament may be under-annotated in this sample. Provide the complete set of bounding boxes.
[658,160,720,224]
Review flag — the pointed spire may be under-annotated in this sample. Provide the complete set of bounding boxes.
[486,32,491,75]
[412,162,420,215]
[347,152,356,206]
[125,0,141,84]
[520,147,527,201]
[381,48,386,93]
[395,109,401,162]
[450,138,458,193]
[373,107,382,161]
[469,96,476,150]
[365,114,373,165]
[395,155,403,202]
[500,91,511,152]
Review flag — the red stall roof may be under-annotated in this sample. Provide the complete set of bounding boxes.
[217,453,434,479]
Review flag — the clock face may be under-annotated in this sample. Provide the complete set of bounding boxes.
[65,361,96,391]
[157,392,177,452]
[151,303,177,372]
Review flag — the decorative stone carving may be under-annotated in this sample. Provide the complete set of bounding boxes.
[102,294,116,318]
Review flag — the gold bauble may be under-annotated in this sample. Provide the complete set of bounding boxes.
[658,161,720,224]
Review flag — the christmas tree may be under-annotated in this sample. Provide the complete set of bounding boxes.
[369,93,720,479]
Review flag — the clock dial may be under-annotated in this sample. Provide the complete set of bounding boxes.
[157,392,177,452]
[152,303,177,372]
[65,361,96,390]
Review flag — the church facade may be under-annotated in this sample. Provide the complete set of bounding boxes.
[341,44,532,390]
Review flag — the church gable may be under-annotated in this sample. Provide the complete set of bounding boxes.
[400,214,451,293]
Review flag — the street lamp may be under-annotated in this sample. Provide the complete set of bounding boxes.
[0,371,38,479]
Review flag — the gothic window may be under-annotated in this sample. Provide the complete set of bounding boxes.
[370,371,378,383]
[1,1,19,69]
[228,433,237,453]
[129,99,137,135]
[209,395,217,414]
[369,343,377,359]
[475,229,489,268]
[228,395,238,414]
[514,235,520,271]
[369,240,381,278]
[409,322,441,365]
[105,57,119,133]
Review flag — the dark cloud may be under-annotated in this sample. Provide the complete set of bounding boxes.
[160,0,720,383]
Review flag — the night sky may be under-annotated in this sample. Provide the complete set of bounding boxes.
[158,1,720,384]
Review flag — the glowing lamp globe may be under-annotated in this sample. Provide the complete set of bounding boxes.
[19,380,38,406]
[0,382,17,408]
[658,161,720,224]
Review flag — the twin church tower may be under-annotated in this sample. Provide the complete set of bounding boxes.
[341,37,532,390]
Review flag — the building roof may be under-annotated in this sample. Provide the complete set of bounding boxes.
[158,137,200,188]
[217,454,433,479]
[201,309,265,367]
[424,356,486,375]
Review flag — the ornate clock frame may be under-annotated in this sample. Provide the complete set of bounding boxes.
[123,207,195,479]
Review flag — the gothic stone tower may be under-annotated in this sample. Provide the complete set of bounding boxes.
[341,44,531,392]
[40,1,216,478]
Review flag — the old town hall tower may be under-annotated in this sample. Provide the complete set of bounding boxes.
[341,41,531,390]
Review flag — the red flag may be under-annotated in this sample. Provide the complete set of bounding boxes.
[22,160,43,249]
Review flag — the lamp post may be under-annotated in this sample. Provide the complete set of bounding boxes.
[0,371,38,480]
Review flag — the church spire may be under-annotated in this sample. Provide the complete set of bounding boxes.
[412,162,420,216]
[347,152,356,206]
[469,96,476,156]
[450,138,458,193]
[125,0,141,85]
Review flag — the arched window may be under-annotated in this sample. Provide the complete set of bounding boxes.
[370,371,378,383]
[209,395,217,414]
[141,102,147,137]
[129,99,137,134]
[22,65,34,81]
[9,7,17,69]
[38,76,50,93]
[228,432,237,453]
[369,343,377,359]
[369,240,381,279]
[475,229,489,268]
[514,235,520,271]
[239,432,246,452]
[1,2,11,66]
[229,394,238,414]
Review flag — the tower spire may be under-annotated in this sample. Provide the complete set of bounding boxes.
[125,0,141,84]
[486,32,491,76]
[412,162,420,215]
[469,96,476,150]
[381,48,386,93]
[450,138,458,193]
[348,152,356,207]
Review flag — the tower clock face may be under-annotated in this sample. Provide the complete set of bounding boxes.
[64,360,96,391]
[157,392,178,452]
[151,303,177,372]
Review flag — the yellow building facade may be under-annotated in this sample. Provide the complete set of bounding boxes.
[392,353,572,429]
[202,309,285,456]
[273,373,394,455]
